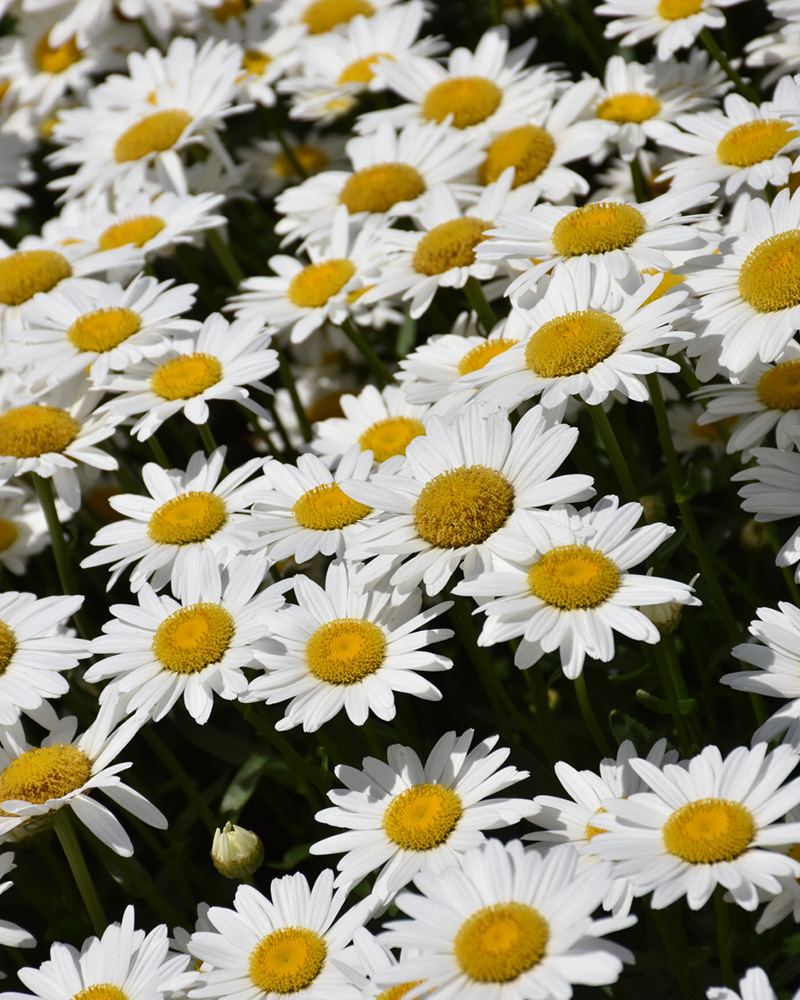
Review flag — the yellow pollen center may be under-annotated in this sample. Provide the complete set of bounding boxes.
[640,268,685,306]
[292,483,372,530]
[457,337,519,375]
[375,983,425,1000]
[657,0,703,18]
[422,76,502,129]
[0,744,91,812]
[0,621,16,674]
[383,783,463,850]
[0,519,17,553]
[249,927,327,993]
[358,416,426,462]
[528,544,620,609]
[274,145,329,178]
[71,986,127,1000]
[454,902,549,983]
[152,602,234,674]
[66,307,142,353]
[0,405,80,458]
[150,353,222,400]
[337,52,393,84]
[213,0,246,20]
[738,231,800,313]
[596,92,661,123]
[34,33,81,73]
[479,125,555,187]
[413,217,491,276]
[339,163,426,214]
[147,491,227,545]
[524,310,625,378]
[305,618,386,683]
[287,259,356,308]
[113,109,192,163]
[301,0,375,33]
[717,119,798,167]
[98,215,166,251]
[0,250,72,306]
[662,798,755,863]
[552,202,646,257]
[413,465,514,548]
[241,50,271,77]
[584,807,608,841]
[757,359,800,410]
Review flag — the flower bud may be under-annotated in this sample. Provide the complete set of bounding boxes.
[211,822,264,879]
[639,572,699,636]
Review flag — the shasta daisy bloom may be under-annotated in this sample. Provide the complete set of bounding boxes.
[752,810,800,932]
[187,869,377,1000]
[0,483,52,576]
[244,557,452,731]
[595,0,747,60]
[272,0,403,34]
[310,729,535,899]
[590,743,800,911]
[733,447,800,578]
[95,312,277,441]
[455,495,699,678]
[87,553,285,725]
[380,839,634,1000]
[707,967,794,1000]
[342,405,594,599]
[0,853,34,951]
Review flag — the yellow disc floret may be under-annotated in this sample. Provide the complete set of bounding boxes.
[358,416,426,462]
[339,163,426,214]
[479,125,555,187]
[113,109,192,163]
[337,52,393,84]
[67,307,142,353]
[273,145,329,178]
[383,783,463,850]
[422,76,502,129]
[413,465,514,548]
[0,744,91,811]
[413,217,491,275]
[71,986,127,1000]
[524,310,625,378]
[758,359,800,410]
[249,927,327,992]
[287,259,356,308]
[241,50,271,76]
[0,519,17,553]
[717,120,797,167]
[305,618,386,683]
[0,620,16,674]
[0,405,80,458]
[375,982,425,1000]
[552,203,646,257]
[0,250,72,306]
[639,268,685,306]
[213,0,246,20]
[292,483,372,530]
[152,602,234,674]
[151,353,222,400]
[528,544,620,609]
[97,215,166,250]
[657,0,703,18]
[738,231,800,313]
[457,338,519,375]
[147,491,227,545]
[596,93,661,123]
[662,798,755,863]
[301,0,375,33]
[34,33,81,74]
[454,902,549,983]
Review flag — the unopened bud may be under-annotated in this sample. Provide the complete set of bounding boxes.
[739,518,770,551]
[211,822,264,879]
[639,571,699,636]
[639,495,665,524]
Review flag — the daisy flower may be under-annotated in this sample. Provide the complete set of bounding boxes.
[752,810,800,932]
[310,729,535,900]
[0,483,52,576]
[238,131,346,199]
[0,853,34,952]
[707,967,794,1000]
[595,0,747,60]
[187,869,377,1000]
[273,0,404,35]
[87,553,285,726]
[243,557,453,732]
[342,405,594,599]
[455,495,699,678]
[80,447,267,592]
[95,312,277,441]
[733,447,800,579]
[591,742,800,911]
[380,839,634,1000]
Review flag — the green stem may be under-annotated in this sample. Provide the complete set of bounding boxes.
[652,641,694,755]
[522,665,562,765]
[238,704,329,795]
[277,347,313,444]
[144,727,218,834]
[53,809,106,936]
[662,635,705,747]
[206,228,245,286]
[31,474,91,640]
[148,434,171,469]
[715,886,736,987]
[573,672,612,756]
[651,908,698,1000]
[464,276,497,335]
[261,106,307,180]
[587,404,639,503]
[540,0,606,73]
[630,155,650,203]
[341,319,394,388]
[699,28,760,101]
[197,422,230,476]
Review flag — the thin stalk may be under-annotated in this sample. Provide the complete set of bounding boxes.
[261,106,307,180]
[148,434,171,469]
[464,276,497,334]
[206,229,245,286]
[715,886,736,987]
[144,727,218,834]
[651,908,697,1000]
[523,665,563,765]
[699,29,760,101]
[587,404,639,503]
[341,319,394,388]
[197,422,229,476]
[652,641,693,755]
[238,703,329,795]
[53,809,106,936]
[574,673,612,756]
[277,347,313,443]
[539,0,606,74]
[662,635,705,747]
[630,156,650,203]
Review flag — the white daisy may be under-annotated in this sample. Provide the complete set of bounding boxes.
[237,131,347,199]
[596,0,747,60]
[733,446,800,579]
[707,967,794,1000]
[0,483,52,576]
[0,853,34,951]
[272,0,404,35]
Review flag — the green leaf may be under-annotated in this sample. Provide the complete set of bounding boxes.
[636,689,673,714]
[221,750,271,819]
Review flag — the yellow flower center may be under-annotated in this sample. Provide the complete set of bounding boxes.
[738,231,800,313]
[71,987,127,1000]
[152,602,234,674]
[241,50,271,76]
[584,806,608,841]
[213,0,246,20]
[292,483,372,530]
[375,983,425,1000]
[479,125,555,187]
[0,744,91,812]
[454,902,549,983]
[301,0,375,33]
[273,145,329,178]
[383,783,463,850]
[306,392,344,423]
[337,52,393,84]
[528,544,621,609]
[113,109,192,163]
[249,927,327,992]
[596,93,661,124]
[150,353,222,400]
[147,491,227,545]
[0,405,80,458]
[757,359,800,410]
[422,76,503,129]
[66,307,142,353]
[305,618,386,683]
[339,163,426,214]
[413,465,514,548]
[34,32,81,73]
[0,249,72,306]
[358,416,426,462]
[524,310,625,378]
[639,267,685,306]
[97,215,166,251]
[0,620,16,675]
[657,0,703,18]
[717,119,798,167]
[457,337,519,375]
[413,217,491,276]
[552,202,646,257]
[0,519,17,553]
[662,798,755,863]
[287,259,356,308]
